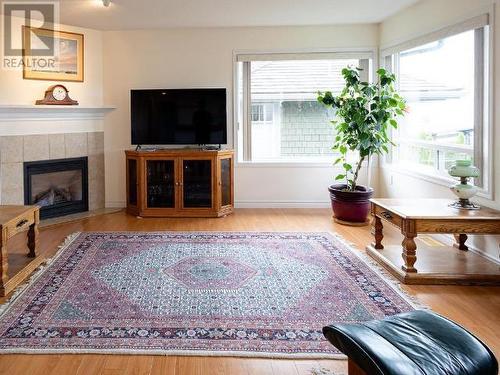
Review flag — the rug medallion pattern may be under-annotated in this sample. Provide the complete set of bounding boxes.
[0,232,415,356]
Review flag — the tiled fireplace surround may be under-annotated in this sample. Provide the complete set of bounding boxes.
[0,132,105,212]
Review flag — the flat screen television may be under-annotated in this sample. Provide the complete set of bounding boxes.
[131,88,227,145]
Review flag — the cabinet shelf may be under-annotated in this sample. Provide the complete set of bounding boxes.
[125,149,234,218]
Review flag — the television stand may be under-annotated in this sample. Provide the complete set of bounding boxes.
[135,144,142,151]
[125,148,234,218]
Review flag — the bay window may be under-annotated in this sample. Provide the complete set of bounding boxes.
[235,53,373,163]
[383,14,491,191]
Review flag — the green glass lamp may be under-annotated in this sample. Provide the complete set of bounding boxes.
[448,159,480,210]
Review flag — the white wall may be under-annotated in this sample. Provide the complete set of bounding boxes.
[0,16,103,107]
[102,25,379,208]
[379,0,500,261]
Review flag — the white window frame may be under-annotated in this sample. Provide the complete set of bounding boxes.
[251,103,274,123]
[380,12,494,200]
[233,49,377,167]
[251,102,281,158]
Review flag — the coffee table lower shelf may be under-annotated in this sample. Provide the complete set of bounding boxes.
[366,243,500,285]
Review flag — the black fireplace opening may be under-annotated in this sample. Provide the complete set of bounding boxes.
[24,157,89,219]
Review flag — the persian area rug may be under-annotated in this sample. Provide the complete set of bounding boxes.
[0,232,417,357]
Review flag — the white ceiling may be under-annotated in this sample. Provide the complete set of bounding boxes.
[57,0,420,30]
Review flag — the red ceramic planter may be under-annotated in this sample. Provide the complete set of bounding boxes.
[328,184,374,223]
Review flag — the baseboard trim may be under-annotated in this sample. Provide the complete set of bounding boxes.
[106,201,126,208]
[106,201,330,209]
[433,233,500,265]
[235,201,330,208]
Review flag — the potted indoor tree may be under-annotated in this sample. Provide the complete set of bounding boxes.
[318,67,406,224]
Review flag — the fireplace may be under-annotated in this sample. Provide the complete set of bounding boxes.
[24,157,89,219]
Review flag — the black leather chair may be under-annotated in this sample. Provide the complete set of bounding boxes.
[323,310,498,375]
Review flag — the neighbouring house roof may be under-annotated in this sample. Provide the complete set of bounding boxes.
[250,60,464,101]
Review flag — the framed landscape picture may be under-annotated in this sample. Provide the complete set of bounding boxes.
[23,27,84,82]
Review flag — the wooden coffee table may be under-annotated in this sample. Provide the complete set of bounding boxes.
[0,205,41,296]
[366,199,500,285]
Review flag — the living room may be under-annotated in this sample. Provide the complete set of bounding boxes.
[0,0,498,374]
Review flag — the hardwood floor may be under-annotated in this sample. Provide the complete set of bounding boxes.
[0,208,499,374]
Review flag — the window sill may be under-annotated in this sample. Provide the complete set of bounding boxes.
[381,163,493,201]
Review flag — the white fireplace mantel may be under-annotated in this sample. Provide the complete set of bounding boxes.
[0,105,115,120]
[0,105,116,136]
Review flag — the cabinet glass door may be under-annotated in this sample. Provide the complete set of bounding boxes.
[220,158,232,207]
[182,159,212,208]
[146,160,175,208]
[127,158,138,206]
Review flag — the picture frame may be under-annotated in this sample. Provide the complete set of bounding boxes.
[22,26,84,82]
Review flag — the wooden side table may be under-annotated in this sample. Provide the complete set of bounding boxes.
[366,199,500,285]
[0,205,41,296]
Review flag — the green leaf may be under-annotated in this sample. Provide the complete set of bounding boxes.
[319,63,405,182]
[335,174,346,181]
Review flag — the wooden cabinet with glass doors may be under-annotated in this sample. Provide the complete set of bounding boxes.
[125,149,234,217]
